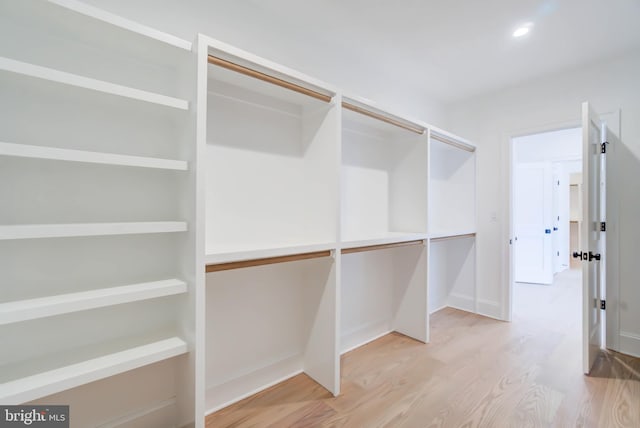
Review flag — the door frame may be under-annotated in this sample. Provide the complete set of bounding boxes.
[504,112,620,352]
[504,119,580,323]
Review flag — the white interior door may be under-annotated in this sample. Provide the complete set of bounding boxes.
[552,164,561,273]
[580,102,605,374]
[514,162,553,284]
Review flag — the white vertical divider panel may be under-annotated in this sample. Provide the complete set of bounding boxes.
[392,242,429,343]
[389,133,429,233]
[192,34,210,428]
[301,95,342,395]
[427,128,478,316]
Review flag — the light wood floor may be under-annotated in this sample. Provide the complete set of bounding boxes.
[206,269,640,427]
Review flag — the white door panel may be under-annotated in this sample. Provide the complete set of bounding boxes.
[515,162,553,284]
[581,102,605,374]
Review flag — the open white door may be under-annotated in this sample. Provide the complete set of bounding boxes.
[578,102,605,374]
[514,162,553,284]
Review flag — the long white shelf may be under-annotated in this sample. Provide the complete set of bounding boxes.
[205,241,337,265]
[0,337,188,405]
[47,0,192,51]
[0,57,189,110]
[0,221,187,240]
[0,142,188,170]
[0,279,187,325]
[340,232,429,250]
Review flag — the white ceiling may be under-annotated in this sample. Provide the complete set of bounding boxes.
[238,0,640,102]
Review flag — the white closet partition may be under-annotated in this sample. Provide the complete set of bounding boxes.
[204,50,339,259]
[341,98,428,244]
[340,99,429,353]
[199,36,341,416]
[428,129,477,315]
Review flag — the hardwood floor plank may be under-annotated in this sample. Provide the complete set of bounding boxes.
[206,269,640,428]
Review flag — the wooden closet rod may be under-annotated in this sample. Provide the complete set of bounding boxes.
[205,250,331,273]
[431,133,475,152]
[342,240,424,255]
[208,55,332,103]
[430,233,476,243]
[342,102,424,135]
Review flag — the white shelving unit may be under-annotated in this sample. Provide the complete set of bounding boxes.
[6,4,480,424]
[202,41,339,260]
[428,128,478,314]
[198,35,340,415]
[0,279,187,325]
[0,222,187,240]
[341,97,428,243]
[1,1,198,427]
[340,98,429,352]
[0,57,189,110]
[0,142,188,170]
[0,336,188,405]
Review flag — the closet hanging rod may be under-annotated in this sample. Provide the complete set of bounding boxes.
[205,250,331,273]
[342,102,424,135]
[430,133,475,152]
[430,233,476,243]
[208,55,332,103]
[342,240,424,255]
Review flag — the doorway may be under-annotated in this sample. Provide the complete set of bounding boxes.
[511,127,582,287]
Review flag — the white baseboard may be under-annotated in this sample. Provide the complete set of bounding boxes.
[447,292,475,313]
[340,320,392,354]
[97,398,176,428]
[619,331,640,358]
[477,299,502,320]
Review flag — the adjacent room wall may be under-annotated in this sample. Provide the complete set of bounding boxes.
[83,0,446,125]
[446,50,640,357]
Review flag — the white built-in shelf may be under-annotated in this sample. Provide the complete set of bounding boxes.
[341,232,428,250]
[0,279,187,325]
[429,230,477,240]
[0,337,188,405]
[0,142,188,170]
[47,0,192,51]
[205,242,336,265]
[0,221,187,240]
[0,57,189,110]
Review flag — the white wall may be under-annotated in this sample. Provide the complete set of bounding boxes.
[83,0,446,125]
[446,50,640,357]
[515,127,581,163]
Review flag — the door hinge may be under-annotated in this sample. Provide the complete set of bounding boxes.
[601,141,608,153]
[600,300,606,310]
[600,222,606,232]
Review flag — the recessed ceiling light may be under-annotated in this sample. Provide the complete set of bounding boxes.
[513,23,533,38]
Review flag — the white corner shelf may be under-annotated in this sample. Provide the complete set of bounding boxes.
[341,232,428,250]
[0,337,188,405]
[0,57,189,110]
[205,241,337,265]
[0,142,188,170]
[0,221,187,240]
[47,0,192,51]
[0,279,187,325]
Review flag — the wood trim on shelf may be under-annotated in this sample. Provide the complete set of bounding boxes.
[205,250,331,273]
[341,102,424,135]
[430,233,476,243]
[341,240,424,254]
[207,55,332,103]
